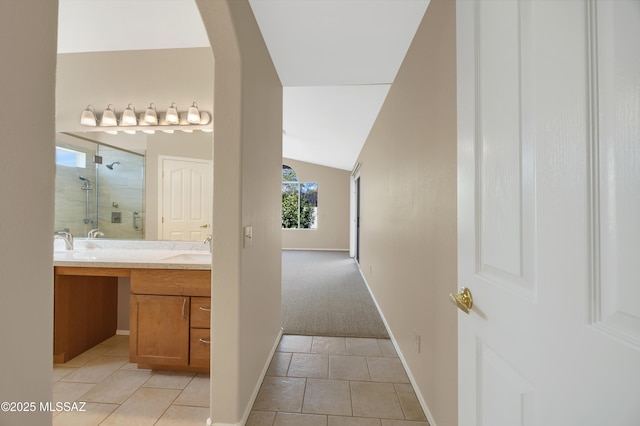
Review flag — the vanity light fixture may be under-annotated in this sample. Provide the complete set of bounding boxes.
[120,103,137,126]
[200,111,212,126]
[120,103,137,134]
[165,102,179,124]
[80,102,212,133]
[187,102,200,124]
[80,105,97,126]
[143,103,158,125]
[160,111,174,133]
[101,104,118,126]
[138,112,155,134]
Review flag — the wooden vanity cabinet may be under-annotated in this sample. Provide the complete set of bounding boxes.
[53,267,120,363]
[129,269,211,372]
[189,297,211,368]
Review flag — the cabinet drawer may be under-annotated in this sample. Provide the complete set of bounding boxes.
[190,328,211,368]
[131,269,210,296]
[191,297,211,328]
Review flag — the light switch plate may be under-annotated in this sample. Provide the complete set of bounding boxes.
[243,226,252,248]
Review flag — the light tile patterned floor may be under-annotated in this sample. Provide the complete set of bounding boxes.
[247,335,430,426]
[52,335,209,425]
[53,334,429,425]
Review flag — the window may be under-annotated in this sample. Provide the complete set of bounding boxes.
[282,165,318,229]
[55,146,86,168]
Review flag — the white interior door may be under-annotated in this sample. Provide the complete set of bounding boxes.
[456,1,640,425]
[160,156,212,241]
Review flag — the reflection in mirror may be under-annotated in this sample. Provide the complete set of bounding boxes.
[55,133,144,239]
[54,131,213,241]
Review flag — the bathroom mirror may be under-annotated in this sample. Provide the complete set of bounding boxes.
[54,131,212,241]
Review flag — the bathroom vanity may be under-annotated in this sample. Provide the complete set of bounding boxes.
[129,269,211,372]
[53,242,212,372]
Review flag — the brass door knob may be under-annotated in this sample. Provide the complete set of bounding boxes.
[449,287,473,314]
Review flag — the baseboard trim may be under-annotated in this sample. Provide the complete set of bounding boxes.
[207,328,283,426]
[282,248,350,252]
[357,265,438,426]
[236,327,284,426]
[116,329,130,336]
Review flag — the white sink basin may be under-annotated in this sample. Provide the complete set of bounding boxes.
[162,253,211,263]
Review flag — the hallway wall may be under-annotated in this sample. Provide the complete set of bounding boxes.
[198,1,283,424]
[355,0,458,425]
[0,2,57,426]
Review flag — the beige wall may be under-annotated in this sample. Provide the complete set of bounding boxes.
[282,158,350,250]
[356,0,458,425]
[198,1,283,424]
[56,48,214,134]
[0,1,57,425]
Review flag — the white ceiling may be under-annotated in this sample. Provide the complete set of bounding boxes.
[58,0,430,171]
[57,1,210,54]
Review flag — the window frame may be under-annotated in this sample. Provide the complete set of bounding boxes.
[281,165,318,230]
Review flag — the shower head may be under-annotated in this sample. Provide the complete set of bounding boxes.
[79,176,88,181]
[106,161,120,170]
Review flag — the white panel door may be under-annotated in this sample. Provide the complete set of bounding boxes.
[456,1,640,425]
[160,157,212,241]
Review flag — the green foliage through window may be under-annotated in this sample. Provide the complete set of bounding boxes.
[282,165,317,229]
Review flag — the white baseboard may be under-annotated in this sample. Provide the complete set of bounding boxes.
[116,329,130,336]
[282,248,349,252]
[207,328,283,426]
[214,327,283,426]
[357,265,438,426]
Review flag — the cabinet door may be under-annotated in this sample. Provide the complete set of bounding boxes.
[130,294,189,366]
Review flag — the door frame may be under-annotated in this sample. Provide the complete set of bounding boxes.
[350,162,362,261]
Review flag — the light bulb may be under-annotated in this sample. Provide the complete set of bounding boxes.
[121,103,137,126]
[144,103,158,125]
[166,102,179,124]
[187,102,200,124]
[80,105,97,126]
[101,105,117,126]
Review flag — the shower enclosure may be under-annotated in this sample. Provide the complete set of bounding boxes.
[54,135,144,239]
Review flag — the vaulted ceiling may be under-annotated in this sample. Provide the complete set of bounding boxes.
[58,0,430,170]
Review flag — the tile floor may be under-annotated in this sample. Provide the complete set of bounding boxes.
[52,335,209,425]
[53,334,429,426]
[247,335,429,426]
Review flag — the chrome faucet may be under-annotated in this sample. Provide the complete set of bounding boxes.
[87,229,104,238]
[203,234,212,253]
[54,231,74,250]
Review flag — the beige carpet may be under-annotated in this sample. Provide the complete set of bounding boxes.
[281,250,389,338]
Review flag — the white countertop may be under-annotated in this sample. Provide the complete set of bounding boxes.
[53,240,212,270]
